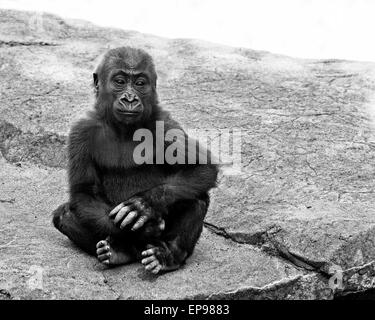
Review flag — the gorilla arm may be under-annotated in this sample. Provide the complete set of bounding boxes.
[110,134,219,231]
[68,119,120,237]
[146,113,219,205]
[141,152,219,210]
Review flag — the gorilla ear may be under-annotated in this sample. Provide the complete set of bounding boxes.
[153,73,157,88]
[93,73,99,92]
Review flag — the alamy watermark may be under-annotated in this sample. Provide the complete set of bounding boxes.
[132,121,242,175]
[28,12,45,34]
[328,264,344,292]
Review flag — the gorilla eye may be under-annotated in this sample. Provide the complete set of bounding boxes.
[135,79,146,86]
[114,78,125,85]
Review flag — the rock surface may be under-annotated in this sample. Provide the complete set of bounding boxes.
[1,9,375,299]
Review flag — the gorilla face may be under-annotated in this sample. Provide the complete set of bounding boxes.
[93,47,158,125]
[109,69,149,124]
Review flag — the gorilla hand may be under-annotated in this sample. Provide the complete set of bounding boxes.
[109,197,165,235]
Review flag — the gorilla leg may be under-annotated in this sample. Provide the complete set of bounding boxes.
[52,203,100,255]
[140,196,208,273]
[52,202,136,265]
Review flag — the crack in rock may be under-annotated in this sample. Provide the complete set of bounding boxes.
[188,274,332,300]
[0,289,13,300]
[101,272,122,299]
[204,222,321,272]
[337,260,375,296]
[204,221,375,297]
[0,40,58,47]
[0,198,15,204]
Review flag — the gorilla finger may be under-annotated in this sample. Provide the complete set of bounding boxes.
[131,216,148,231]
[96,240,108,248]
[109,202,125,217]
[145,260,160,270]
[120,211,138,229]
[98,252,111,261]
[113,207,129,224]
[142,248,156,256]
[96,247,110,255]
[159,219,165,231]
[151,265,162,274]
[141,256,157,265]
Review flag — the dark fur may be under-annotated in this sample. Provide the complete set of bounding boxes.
[52,47,218,271]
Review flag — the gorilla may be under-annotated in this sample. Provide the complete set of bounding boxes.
[52,47,218,274]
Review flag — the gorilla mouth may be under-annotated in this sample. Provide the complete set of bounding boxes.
[116,102,142,116]
[117,110,140,115]
[116,107,141,116]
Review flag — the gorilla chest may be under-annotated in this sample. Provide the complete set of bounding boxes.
[93,139,141,169]
[100,166,165,204]
[93,132,163,203]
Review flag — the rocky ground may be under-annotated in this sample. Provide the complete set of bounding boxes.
[1,9,375,299]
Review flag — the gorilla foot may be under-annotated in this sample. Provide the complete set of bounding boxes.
[141,245,181,274]
[96,239,134,266]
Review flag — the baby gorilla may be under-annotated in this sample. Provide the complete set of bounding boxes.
[52,47,218,274]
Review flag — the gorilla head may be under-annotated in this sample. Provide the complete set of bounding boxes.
[93,47,158,125]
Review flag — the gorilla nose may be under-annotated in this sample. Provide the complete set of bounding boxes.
[121,92,137,103]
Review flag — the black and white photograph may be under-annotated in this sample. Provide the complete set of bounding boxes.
[0,0,375,307]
